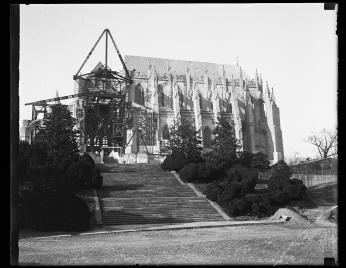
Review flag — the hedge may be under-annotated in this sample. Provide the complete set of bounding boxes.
[19,191,91,231]
[161,151,188,171]
[179,162,224,183]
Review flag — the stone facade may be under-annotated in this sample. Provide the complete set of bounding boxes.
[124,55,284,162]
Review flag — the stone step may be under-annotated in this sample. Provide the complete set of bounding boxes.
[100,205,220,210]
[102,213,223,218]
[99,196,211,201]
[102,211,221,215]
[100,203,219,208]
[102,214,224,221]
[101,219,221,225]
[98,166,226,226]
[102,217,223,222]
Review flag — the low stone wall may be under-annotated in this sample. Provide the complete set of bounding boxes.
[75,189,102,227]
[291,174,337,188]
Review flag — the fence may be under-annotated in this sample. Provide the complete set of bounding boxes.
[291,173,337,188]
[290,157,338,175]
[290,158,338,188]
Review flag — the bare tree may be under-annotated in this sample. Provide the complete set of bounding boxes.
[306,129,337,159]
[287,151,304,165]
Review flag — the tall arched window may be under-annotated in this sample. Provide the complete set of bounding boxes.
[199,93,203,110]
[158,85,164,107]
[203,126,212,148]
[135,84,144,105]
[162,124,170,140]
[179,89,184,108]
[226,102,232,113]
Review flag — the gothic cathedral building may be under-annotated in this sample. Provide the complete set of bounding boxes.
[124,55,284,163]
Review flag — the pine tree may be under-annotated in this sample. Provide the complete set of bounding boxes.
[167,119,202,163]
[34,104,80,167]
[210,116,241,167]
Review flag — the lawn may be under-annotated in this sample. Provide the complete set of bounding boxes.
[19,223,337,265]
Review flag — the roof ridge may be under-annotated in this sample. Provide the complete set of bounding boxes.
[124,55,251,80]
[124,54,239,68]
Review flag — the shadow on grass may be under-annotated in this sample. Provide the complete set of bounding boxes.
[19,227,90,240]
[307,183,337,206]
[20,209,197,239]
[288,182,337,209]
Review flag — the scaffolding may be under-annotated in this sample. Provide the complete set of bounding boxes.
[25,29,158,155]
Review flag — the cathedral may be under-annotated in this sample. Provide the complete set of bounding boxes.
[123,55,284,163]
[21,54,284,164]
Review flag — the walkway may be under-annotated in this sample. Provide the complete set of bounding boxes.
[97,164,225,225]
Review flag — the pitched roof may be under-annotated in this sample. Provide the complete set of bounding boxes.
[91,61,104,72]
[124,55,251,80]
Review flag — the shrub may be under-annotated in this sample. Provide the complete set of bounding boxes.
[203,160,307,219]
[179,162,225,183]
[269,189,290,206]
[244,194,274,217]
[64,158,94,190]
[161,151,188,171]
[225,165,258,194]
[267,174,285,191]
[18,141,102,192]
[205,180,224,202]
[63,154,103,190]
[205,165,256,205]
[18,141,48,184]
[282,180,307,200]
[91,168,103,189]
[204,165,279,218]
[179,163,199,182]
[237,151,270,170]
[20,191,91,231]
[80,152,95,167]
[224,198,250,217]
[218,182,242,205]
[268,162,307,202]
[270,161,291,179]
[202,162,225,182]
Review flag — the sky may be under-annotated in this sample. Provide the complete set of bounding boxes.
[19,4,337,160]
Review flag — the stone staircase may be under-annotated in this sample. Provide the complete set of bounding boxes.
[97,164,225,225]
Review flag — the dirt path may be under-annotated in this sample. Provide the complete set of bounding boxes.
[289,181,337,222]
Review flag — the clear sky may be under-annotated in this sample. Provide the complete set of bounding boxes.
[19,3,337,159]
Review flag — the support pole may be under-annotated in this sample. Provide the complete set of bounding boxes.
[105,30,108,69]
[107,29,130,79]
[75,29,106,77]
[139,130,150,155]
